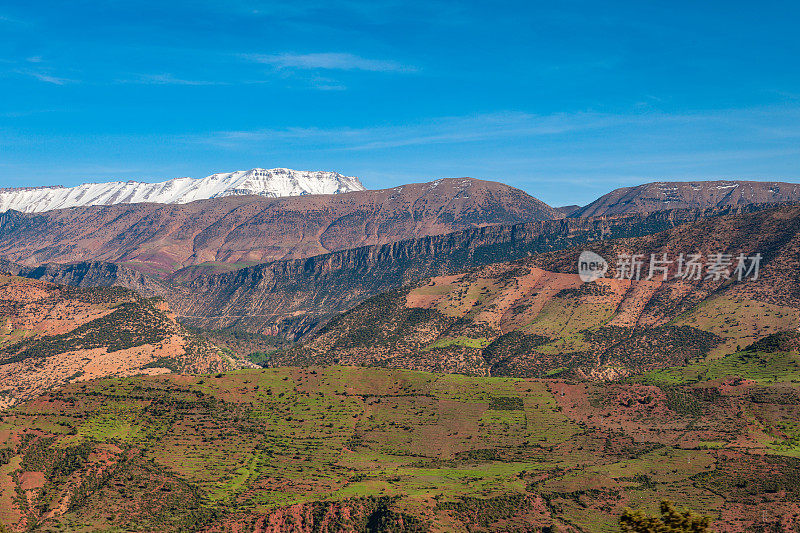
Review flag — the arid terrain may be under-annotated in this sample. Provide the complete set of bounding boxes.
[0,275,246,408]
[20,204,772,340]
[278,205,800,378]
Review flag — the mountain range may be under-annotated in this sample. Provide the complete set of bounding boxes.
[2,170,800,531]
[0,168,365,213]
[0,177,559,275]
[6,174,797,345]
[282,204,800,378]
[21,205,765,340]
[572,180,800,217]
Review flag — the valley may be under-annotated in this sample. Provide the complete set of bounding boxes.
[1,174,800,532]
[20,204,774,340]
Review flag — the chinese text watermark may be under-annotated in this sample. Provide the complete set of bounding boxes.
[578,252,762,282]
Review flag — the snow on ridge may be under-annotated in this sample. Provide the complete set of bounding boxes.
[0,168,366,213]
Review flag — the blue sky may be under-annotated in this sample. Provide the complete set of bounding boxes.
[1,0,799,206]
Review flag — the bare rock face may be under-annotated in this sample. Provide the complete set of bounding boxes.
[572,180,800,217]
[21,261,171,298]
[0,256,22,275]
[281,205,800,377]
[0,178,561,275]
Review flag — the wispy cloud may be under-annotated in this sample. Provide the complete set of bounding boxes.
[4,55,79,85]
[16,69,77,85]
[187,108,800,182]
[196,111,617,151]
[0,13,24,25]
[243,52,415,73]
[121,73,227,86]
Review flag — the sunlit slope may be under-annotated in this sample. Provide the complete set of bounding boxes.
[0,274,241,406]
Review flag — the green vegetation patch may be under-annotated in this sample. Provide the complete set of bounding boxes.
[638,349,800,386]
[672,296,800,356]
[3,364,800,531]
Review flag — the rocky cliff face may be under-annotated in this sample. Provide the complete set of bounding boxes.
[21,261,172,298]
[172,203,773,338]
[25,204,766,341]
[572,180,800,217]
[0,256,22,275]
[281,204,800,378]
[0,178,561,275]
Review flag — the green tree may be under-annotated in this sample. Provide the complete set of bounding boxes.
[619,500,713,532]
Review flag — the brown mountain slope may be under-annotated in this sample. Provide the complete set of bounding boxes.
[279,205,800,378]
[0,275,246,407]
[0,178,561,276]
[0,257,22,275]
[23,204,772,341]
[572,180,800,217]
[554,204,581,216]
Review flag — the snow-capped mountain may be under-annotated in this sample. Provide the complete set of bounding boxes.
[0,168,366,213]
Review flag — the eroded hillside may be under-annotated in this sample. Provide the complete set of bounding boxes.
[0,178,559,276]
[281,206,800,378]
[0,275,245,406]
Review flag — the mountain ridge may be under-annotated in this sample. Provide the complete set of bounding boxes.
[279,204,800,378]
[0,177,562,274]
[0,167,365,213]
[22,204,772,341]
[572,179,800,217]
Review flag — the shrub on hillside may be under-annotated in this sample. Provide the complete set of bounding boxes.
[619,500,712,532]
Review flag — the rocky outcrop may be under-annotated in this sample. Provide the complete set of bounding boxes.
[21,261,171,298]
[0,256,23,275]
[202,497,424,533]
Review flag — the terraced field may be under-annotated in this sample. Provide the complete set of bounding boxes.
[2,356,799,531]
